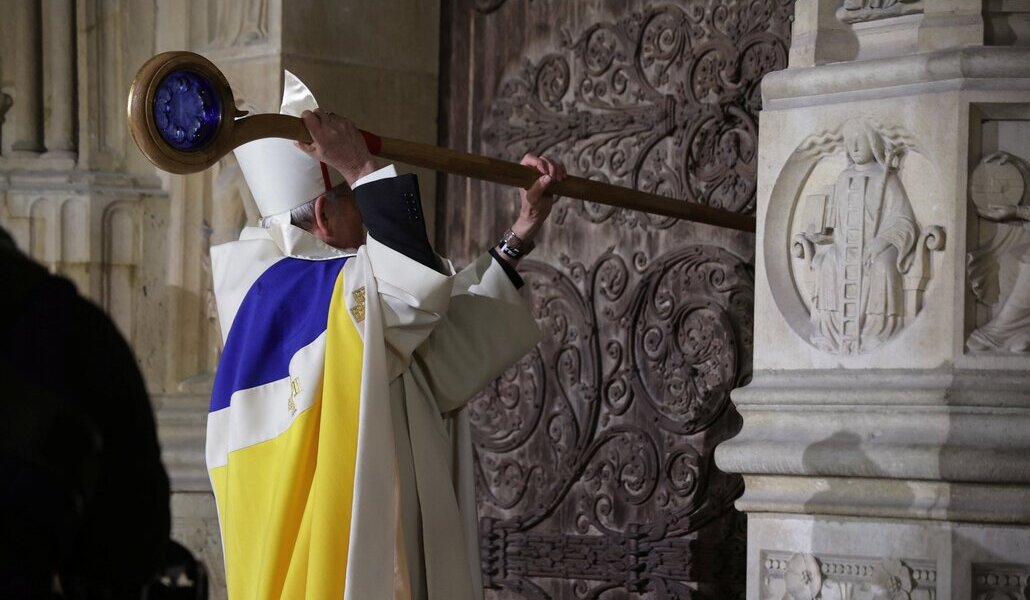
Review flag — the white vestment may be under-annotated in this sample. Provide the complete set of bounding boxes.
[209,175,541,599]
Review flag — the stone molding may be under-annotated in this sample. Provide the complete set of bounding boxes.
[761,551,936,600]
[716,405,1030,482]
[762,47,1030,109]
[731,368,1030,407]
[972,563,1030,600]
[732,474,1030,523]
[716,368,1030,523]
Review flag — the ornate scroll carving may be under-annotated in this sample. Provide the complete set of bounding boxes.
[470,246,753,598]
[779,120,945,355]
[972,563,1030,600]
[966,152,1030,353]
[482,2,792,227]
[837,0,923,25]
[763,551,937,600]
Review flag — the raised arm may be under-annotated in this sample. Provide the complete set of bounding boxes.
[415,154,566,412]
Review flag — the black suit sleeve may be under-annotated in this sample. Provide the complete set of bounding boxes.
[353,173,443,274]
[354,173,525,289]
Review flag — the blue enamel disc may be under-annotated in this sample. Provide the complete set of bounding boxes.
[153,69,222,151]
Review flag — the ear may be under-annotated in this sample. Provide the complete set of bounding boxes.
[311,194,334,238]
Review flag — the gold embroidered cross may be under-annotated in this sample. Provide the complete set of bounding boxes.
[350,286,366,323]
[287,376,301,416]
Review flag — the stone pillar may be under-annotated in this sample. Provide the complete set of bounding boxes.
[715,0,1030,598]
[42,0,77,158]
[11,1,43,155]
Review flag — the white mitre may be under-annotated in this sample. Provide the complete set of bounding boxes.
[233,71,342,219]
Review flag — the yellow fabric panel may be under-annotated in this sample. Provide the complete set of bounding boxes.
[210,268,364,599]
[210,464,228,525]
[292,268,364,597]
[222,408,320,598]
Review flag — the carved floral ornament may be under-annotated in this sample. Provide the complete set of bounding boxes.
[469,247,753,596]
[765,119,946,356]
[765,552,933,600]
[482,2,792,228]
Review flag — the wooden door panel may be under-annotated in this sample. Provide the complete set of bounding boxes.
[439,2,793,597]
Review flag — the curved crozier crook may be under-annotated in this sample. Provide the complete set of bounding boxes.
[127,51,311,175]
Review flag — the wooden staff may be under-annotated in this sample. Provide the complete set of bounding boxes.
[128,51,755,233]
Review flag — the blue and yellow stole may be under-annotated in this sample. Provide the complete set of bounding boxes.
[207,256,362,599]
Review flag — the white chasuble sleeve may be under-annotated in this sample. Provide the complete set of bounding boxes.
[415,252,543,414]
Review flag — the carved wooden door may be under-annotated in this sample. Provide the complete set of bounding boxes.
[438,1,793,597]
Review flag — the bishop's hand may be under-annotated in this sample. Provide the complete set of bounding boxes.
[295,109,377,186]
[510,154,566,245]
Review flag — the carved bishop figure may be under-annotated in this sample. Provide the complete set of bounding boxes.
[808,120,919,354]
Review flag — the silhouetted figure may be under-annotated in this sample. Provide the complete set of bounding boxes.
[0,226,171,598]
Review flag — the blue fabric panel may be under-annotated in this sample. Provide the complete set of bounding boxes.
[210,257,347,413]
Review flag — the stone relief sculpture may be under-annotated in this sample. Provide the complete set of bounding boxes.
[763,551,936,600]
[793,120,938,355]
[966,152,1030,353]
[837,0,923,24]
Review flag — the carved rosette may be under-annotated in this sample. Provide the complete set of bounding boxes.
[482,2,792,228]
[470,246,753,597]
[785,553,825,600]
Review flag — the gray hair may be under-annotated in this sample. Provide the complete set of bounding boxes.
[259,184,350,231]
[288,198,319,231]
